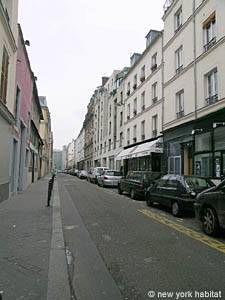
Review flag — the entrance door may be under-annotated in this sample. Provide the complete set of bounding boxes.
[183,144,193,176]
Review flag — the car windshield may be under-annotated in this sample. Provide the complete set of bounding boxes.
[105,171,121,176]
[185,176,215,191]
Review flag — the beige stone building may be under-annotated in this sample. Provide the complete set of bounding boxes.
[39,96,53,177]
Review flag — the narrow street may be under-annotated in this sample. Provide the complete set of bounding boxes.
[58,174,225,300]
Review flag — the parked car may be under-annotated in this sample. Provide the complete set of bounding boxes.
[118,171,162,200]
[145,174,215,217]
[194,180,225,236]
[97,170,122,187]
[89,167,109,183]
[78,170,87,179]
[87,168,94,182]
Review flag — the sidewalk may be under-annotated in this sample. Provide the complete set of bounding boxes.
[0,176,64,300]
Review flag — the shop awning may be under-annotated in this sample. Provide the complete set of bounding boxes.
[116,137,163,160]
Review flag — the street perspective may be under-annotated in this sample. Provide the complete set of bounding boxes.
[1,0,225,300]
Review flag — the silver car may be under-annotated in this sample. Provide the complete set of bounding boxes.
[97,170,122,187]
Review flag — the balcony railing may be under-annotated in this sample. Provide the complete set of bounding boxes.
[176,65,183,74]
[140,75,145,82]
[127,90,130,96]
[152,130,157,138]
[133,110,137,116]
[205,94,218,105]
[127,140,130,145]
[133,83,137,90]
[133,137,137,143]
[152,97,158,104]
[142,105,145,111]
[176,110,184,119]
[151,64,157,72]
[204,37,216,52]
[141,134,145,141]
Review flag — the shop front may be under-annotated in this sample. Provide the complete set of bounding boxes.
[116,137,163,175]
[163,108,225,179]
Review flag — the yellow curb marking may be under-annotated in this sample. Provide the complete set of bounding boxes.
[139,209,225,254]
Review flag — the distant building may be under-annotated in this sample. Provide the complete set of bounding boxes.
[53,150,63,171]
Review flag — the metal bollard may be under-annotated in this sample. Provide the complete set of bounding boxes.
[47,179,53,207]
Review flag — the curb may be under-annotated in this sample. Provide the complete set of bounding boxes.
[47,180,71,300]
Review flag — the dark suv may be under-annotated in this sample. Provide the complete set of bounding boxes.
[118,171,162,200]
[145,174,215,216]
[195,180,225,236]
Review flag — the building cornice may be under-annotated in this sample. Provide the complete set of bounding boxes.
[0,2,17,52]
[0,100,15,124]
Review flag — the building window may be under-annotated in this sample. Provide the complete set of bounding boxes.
[133,74,137,90]
[133,125,137,143]
[203,12,216,51]
[174,6,182,33]
[141,91,145,111]
[152,82,158,103]
[140,65,145,82]
[152,115,158,138]
[205,68,218,105]
[109,121,112,135]
[119,132,123,147]
[109,105,111,117]
[176,90,184,118]
[141,120,145,141]
[100,144,102,154]
[100,129,103,140]
[151,53,157,72]
[0,46,9,103]
[127,103,130,120]
[127,82,130,96]
[120,111,123,126]
[104,141,106,153]
[108,139,111,151]
[133,98,137,116]
[127,128,130,145]
[120,91,123,104]
[175,46,183,73]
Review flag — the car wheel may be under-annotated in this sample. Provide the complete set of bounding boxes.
[118,185,122,194]
[101,181,105,188]
[146,193,153,207]
[130,189,136,200]
[172,201,181,217]
[202,207,219,236]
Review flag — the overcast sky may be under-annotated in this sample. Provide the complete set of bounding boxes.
[18,0,165,150]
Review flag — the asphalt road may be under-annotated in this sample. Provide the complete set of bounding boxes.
[58,174,225,300]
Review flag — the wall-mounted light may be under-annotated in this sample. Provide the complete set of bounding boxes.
[213,122,225,129]
[24,40,30,46]
[191,129,203,135]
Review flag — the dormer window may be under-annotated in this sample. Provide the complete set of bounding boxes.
[174,7,182,33]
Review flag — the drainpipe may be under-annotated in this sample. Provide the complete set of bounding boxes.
[193,0,197,120]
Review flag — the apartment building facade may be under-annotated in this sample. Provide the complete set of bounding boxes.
[0,0,18,201]
[163,0,225,179]
[117,30,164,174]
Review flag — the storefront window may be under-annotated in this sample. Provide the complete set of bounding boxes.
[194,153,212,177]
[214,127,225,151]
[195,132,211,152]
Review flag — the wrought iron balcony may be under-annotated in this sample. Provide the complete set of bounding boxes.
[151,64,157,72]
[205,94,218,105]
[176,110,184,119]
[204,37,216,52]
